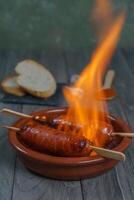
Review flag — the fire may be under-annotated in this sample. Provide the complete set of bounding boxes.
[62,1,125,147]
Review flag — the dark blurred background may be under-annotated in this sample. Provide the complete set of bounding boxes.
[0,0,133,51]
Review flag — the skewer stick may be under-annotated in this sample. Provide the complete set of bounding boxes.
[1,125,20,131]
[112,132,134,137]
[0,108,32,119]
[103,70,115,89]
[2,125,125,161]
[90,145,125,161]
[0,108,47,123]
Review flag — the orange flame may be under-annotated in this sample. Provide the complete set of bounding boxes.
[62,1,125,147]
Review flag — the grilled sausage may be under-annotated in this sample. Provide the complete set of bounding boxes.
[18,120,93,157]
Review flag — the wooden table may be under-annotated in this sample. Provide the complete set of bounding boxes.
[0,49,134,200]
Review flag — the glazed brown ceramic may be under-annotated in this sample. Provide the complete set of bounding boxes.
[8,107,132,180]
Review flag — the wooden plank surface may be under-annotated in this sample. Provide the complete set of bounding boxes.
[111,50,134,200]
[0,104,22,200]
[122,48,134,74]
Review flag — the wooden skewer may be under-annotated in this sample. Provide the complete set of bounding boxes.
[90,145,125,161]
[1,108,32,119]
[1,125,125,161]
[1,125,20,131]
[112,132,134,137]
[1,108,134,138]
[103,70,115,89]
[0,108,48,123]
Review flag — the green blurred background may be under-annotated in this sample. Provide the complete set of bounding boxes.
[0,0,133,51]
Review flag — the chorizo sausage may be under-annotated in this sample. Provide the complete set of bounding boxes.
[18,120,93,157]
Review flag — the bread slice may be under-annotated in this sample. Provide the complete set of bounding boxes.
[1,75,26,96]
[15,60,57,98]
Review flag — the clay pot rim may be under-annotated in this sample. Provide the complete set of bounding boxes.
[8,107,132,166]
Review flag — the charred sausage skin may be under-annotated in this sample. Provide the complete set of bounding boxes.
[18,120,93,157]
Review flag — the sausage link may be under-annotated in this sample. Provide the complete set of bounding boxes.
[18,120,92,157]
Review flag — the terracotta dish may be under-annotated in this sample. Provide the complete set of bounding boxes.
[8,107,131,180]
